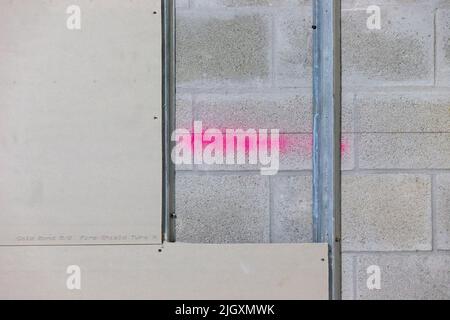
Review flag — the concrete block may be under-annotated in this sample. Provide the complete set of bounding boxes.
[176,174,270,243]
[354,92,450,133]
[271,175,312,243]
[342,254,355,300]
[195,92,312,133]
[176,94,193,130]
[341,135,355,171]
[436,174,450,250]
[277,134,354,171]
[355,254,450,300]
[342,92,356,133]
[277,134,315,171]
[175,95,194,171]
[342,5,434,86]
[192,0,311,7]
[176,0,190,8]
[195,133,313,172]
[342,174,432,251]
[437,9,450,85]
[274,10,313,87]
[342,0,442,7]
[359,133,450,169]
[176,11,272,88]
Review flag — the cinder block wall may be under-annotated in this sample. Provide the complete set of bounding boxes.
[175,0,450,299]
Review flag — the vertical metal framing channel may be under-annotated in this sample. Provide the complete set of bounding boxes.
[312,0,342,300]
[162,0,176,243]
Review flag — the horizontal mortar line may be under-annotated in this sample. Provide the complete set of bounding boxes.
[181,4,435,13]
[342,86,450,92]
[178,85,450,93]
[175,7,192,12]
[341,4,444,12]
[343,169,450,175]
[273,86,314,90]
[177,87,313,95]
[179,88,450,95]
[177,7,313,14]
[197,169,314,174]
[341,4,435,10]
[175,170,266,176]
[175,170,312,176]
[343,250,450,256]
[263,171,312,176]
[177,168,314,174]
[171,131,314,134]
[179,169,450,175]
[342,8,370,11]
[349,131,450,134]
[177,168,450,175]
[187,169,313,173]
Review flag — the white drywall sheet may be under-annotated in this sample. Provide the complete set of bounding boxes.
[0,0,163,245]
[0,244,329,300]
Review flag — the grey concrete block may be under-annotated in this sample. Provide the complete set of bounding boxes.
[176,174,270,243]
[277,134,354,171]
[342,0,443,7]
[342,254,355,300]
[176,11,272,88]
[192,0,311,7]
[195,92,312,133]
[437,9,450,85]
[274,10,313,87]
[278,134,315,171]
[176,0,190,8]
[271,175,312,243]
[342,174,432,251]
[436,174,450,250]
[195,133,313,172]
[355,254,450,300]
[354,92,450,133]
[341,135,355,171]
[359,133,450,169]
[342,5,434,86]
[176,94,193,130]
[342,92,356,133]
[175,95,194,171]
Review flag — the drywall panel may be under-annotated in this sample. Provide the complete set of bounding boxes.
[0,243,328,300]
[0,1,162,245]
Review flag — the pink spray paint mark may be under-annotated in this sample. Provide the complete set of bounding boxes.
[177,126,350,157]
